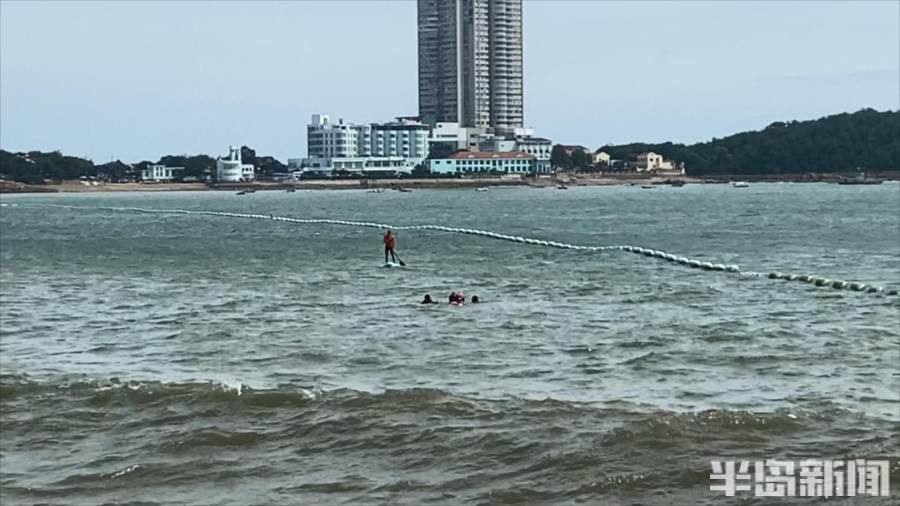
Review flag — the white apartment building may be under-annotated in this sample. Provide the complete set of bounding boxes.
[301,114,430,174]
[298,114,555,176]
[514,136,552,172]
[307,114,359,159]
[364,118,430,160]
[427,122,486,155]
[430,122,469,147]
[141,164,183,182]
[215,146,255,182]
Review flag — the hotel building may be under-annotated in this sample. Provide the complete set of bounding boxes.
[417,0,524,134]
[300,114,430,174]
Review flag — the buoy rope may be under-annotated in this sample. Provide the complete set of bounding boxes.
[16,204,899,297]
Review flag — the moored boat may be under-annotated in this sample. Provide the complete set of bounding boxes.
[838,172,883,185]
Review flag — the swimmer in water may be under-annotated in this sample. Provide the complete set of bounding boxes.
[421,294,437,304]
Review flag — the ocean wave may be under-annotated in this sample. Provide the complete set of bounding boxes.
[3,374,897,434]
[0,374,318,408]
[3,374,899,504]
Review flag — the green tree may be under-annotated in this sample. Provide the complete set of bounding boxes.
[240,146,256,167]
[157,155,215,179]
[96,160,135,181]
[595,109,899,175]
[253,155,287,179]
[550,144,571,170]
[571,149,591,171]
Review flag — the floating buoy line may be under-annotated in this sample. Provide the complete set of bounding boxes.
[17,204,900,297]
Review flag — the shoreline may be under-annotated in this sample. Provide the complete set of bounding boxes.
[1,171,898,194]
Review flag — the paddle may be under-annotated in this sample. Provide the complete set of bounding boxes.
[392,252,407,267]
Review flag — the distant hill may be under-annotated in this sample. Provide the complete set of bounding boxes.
[599,109,899,175]
[0,150,95,184]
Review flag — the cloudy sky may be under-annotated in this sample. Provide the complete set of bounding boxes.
[1,0,897,162]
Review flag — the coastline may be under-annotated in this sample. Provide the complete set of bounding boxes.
[1,170,898,194]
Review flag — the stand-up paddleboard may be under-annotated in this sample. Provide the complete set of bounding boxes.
[382,262,403,268]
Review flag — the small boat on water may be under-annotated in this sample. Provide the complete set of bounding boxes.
[367,188,384,193]
[236,191,247,195]
[475,187,489,192]
[732,181,750,188]
[398,187,413,193]
[557,184,568,190]
[640,185,654,189]
[838,172,883,185]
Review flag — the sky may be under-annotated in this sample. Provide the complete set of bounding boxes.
[1,0,898,162]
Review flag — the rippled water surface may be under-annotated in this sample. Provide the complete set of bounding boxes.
[1,184,899,504]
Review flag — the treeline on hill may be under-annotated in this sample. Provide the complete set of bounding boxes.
[598,109,899,175]
[2,109,897,182]
[0,146,287,184]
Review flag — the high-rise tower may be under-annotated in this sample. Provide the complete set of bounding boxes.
[417,0,523,134]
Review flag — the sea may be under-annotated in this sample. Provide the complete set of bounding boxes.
[1,183,898,505]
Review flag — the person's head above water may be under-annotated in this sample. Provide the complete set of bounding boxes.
[421,294,434,304]
[471,295,480,303]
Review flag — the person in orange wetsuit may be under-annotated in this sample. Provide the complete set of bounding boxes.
[383,229,397,263]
